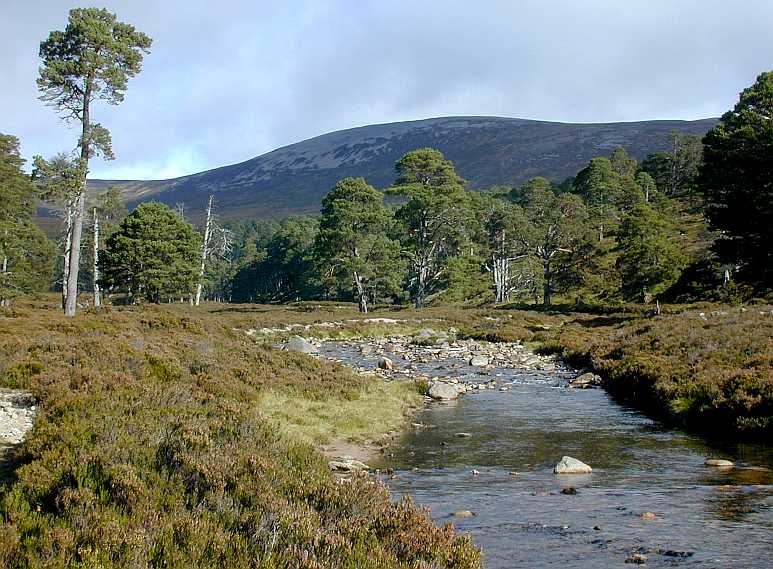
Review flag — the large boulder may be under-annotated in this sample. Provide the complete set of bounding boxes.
[285,335,317,354]
[554,456,592,474]
[469,355,490,367]
[428,382,461,400]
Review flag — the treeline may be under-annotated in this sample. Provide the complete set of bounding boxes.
[2,72,771,311]
[220,143,691,310]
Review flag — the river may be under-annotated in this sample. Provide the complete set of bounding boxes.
[321,340,773,568]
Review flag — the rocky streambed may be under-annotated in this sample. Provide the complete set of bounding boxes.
[294,330,773,568]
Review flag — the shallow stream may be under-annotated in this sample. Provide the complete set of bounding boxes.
[321,341,773,568]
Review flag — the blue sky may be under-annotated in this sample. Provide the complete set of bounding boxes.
[3,0,772,180]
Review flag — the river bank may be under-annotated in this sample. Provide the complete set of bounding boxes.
[0,299,769,567]
[0,302,481,568]
[314,334,773,568]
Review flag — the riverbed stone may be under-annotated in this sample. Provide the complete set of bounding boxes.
[569,372,601,388]
[554,456,592,474]
[285,335,317,354]
[453,510,475,517]
[705,458,734,467]
[523,355,541,367]
[469,355,490,367]
[377,356,395,370]
[428,382,460,400]
[328,458,370,472]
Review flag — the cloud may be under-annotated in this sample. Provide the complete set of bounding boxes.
[2,0,772,179]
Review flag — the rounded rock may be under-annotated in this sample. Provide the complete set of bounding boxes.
[553,456,592,474]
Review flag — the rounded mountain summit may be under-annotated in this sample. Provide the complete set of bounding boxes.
[87,116,717,221]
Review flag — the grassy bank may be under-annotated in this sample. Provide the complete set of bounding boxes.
[0,301,480,568]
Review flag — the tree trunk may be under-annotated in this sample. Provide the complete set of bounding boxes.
[1,236,8,309]
[414,261,427,309]
[64,191,85,316]
[353,271,368,313]
[62,202,73,309]
[195,195,214,306]
[543,264,552,307]
[93,207,101,308]
[64,79,92,317]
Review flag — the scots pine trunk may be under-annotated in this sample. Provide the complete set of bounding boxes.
[1,229,8,309]
[64,79,92,317]
[194,195,213,306]
[543,262,552,306]
[92,207,101,307]
[61,201,73,309]
[353,270,368,313]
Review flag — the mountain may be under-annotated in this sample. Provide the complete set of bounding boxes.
[87,116,718,221]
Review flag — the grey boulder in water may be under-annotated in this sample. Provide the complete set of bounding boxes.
[554,456,593,474]
[285,335,317,354]
[428,382,461,400]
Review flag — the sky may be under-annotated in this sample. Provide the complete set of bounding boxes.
[3,0,772,180]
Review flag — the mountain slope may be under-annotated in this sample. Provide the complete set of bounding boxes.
[88,116,717,221]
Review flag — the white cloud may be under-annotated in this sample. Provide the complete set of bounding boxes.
[2,0,772,179]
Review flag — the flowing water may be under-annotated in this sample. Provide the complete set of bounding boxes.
[321,341,773,568]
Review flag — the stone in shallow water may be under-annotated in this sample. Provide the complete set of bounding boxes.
[453,510,475,518]
[625,553,647,564]
[705,458,734,467]
[285,335,317,354]
[428,382,460,400]
[377,356,394,370]
[469,355,490,367]
[553,456,592,474]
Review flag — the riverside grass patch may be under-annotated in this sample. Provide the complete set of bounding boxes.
[259,381,424,446]
[0,301,481,568]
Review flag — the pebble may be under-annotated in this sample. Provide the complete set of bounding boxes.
[639,511,657,520]
[625,553,647,564]
[454,432,472,438]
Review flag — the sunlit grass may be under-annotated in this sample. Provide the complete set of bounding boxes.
[259,380,423,445]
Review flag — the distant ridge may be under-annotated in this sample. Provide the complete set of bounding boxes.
[86,116,718,221]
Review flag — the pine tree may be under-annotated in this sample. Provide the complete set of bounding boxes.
[99,203,201,303]
[389,148,468,308]
[699,71,773,287]
[315,177,404,312]
[0,135,56,307]
[511,180,596,306]
[38,7,151,315]
[616,203,685,301]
